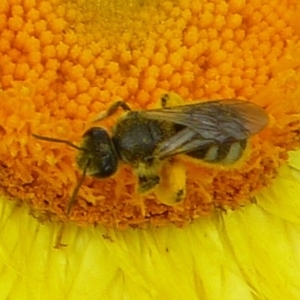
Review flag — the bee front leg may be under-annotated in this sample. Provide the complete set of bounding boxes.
[93,101,131,122]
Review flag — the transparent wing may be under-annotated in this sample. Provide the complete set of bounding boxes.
[141,99,269,159]
[153,127,215,159]
[141,99,269,143]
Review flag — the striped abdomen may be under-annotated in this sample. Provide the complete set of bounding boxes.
[187,140,247,164]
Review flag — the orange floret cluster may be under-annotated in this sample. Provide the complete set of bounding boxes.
[0,0,300,228]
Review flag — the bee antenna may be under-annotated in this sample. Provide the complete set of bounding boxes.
[32,134,86,151]
[66,158,91,215]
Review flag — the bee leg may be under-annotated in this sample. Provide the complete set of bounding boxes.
[155,159,186,206]
[93,101,131,122]
[137,175,160,194]
[160,92,185,108]
[160,93,170,108]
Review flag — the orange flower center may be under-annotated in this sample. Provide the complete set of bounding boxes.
[0,0,300,228]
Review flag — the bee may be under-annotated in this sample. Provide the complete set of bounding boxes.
[33,93,268,213]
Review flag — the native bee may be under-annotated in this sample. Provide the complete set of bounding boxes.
[33,93,268,213]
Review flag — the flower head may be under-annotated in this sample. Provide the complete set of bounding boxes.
[1,0,300,228]
[1,0,300,299]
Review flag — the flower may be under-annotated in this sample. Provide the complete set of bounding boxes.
[0,0,300,299]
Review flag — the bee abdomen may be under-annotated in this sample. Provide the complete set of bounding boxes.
[187,140,247,164]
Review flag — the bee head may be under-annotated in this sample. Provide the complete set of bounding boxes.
[33,128,119,215]
[77,127,119,178]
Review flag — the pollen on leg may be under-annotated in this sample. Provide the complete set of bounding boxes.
[155,159,187,206]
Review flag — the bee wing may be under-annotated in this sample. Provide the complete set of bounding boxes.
[154,127,215,159]
[142,99,268,143]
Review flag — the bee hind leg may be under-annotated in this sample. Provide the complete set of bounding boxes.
[160,92,185,108]
[93,101,131,122]
[137,175,160,194]
[155,159,186,206]
[160,94,170,108]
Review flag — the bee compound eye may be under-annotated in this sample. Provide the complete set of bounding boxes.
[82,127,108,139]
[80,127,119,178]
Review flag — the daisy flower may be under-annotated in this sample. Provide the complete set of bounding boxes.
[0,0,300,299]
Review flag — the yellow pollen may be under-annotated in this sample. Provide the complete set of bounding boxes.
[0,0,300,228]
